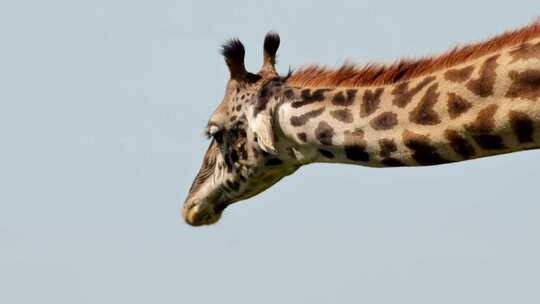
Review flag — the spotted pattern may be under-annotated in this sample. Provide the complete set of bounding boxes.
[447,93,473,119]
[290,108,325,126]
[466,104,498,134]
[370,112,398,130]
[444,66,474,82]
[345,145,370,161]
[505,69,540,101]
[392,76,436,108]
[315,121,335,145]
[466,55,499,97]
[283,88,295,99]
[509,111,534,144]
[473,134,505,150]
[292,88,332,108]
[509,42,540,63]
[344,129,369,162]
[330,109,353,123]
[360,88,384,117]
[403,130,449,165]
[253,81,280,116]
[234,45,540,175]
[444,129,476,159]
[332,89,357,106]
[379,139,397,158]
[224,128,249,173]
[345,128,365,138]
[409,83,441,125]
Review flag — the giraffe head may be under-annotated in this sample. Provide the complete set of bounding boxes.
[182,33,299,226]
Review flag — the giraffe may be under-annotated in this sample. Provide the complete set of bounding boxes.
[182,21,540,226]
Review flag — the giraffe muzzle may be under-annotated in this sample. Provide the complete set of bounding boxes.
[182,197,226,226]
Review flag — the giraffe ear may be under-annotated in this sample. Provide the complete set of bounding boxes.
[258,32,280,77]
[221,38,248,79]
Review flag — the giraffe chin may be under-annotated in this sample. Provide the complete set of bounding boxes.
[182,199,227,226]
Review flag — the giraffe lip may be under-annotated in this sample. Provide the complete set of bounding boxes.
[183,203,222,226]
[182,198,230,226]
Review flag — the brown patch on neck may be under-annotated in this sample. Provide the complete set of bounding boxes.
[447,93,473,119]
[286,21,540,87]
[381,158,406,167]
[331,89,357,106]
[402,130,450,166]
[444,129,476,159]
[473,134,506,150]
[409,83,441,125]
[344,129,369,161]
[315,121,335,145]
[392,76,436,108]
[379,139,397,158]
[290,107,325,126]
[464,104,506,150]
[360,87,384,117]
[465,55,499,97]
[292,88,332,108]
[444,65,474,82]
[330,109,354,123]
[506,69,540,101]
[370,112,398,130]
[509,111,535,144]
[509,41,540,63]
[466,104,499,133]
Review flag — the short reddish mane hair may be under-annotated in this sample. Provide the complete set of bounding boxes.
[286,20,540,87]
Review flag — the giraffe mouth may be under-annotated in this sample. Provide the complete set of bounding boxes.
[182,198,229,226]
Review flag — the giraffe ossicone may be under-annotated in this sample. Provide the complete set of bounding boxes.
[183,21,540,226]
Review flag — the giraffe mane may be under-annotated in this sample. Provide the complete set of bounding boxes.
[286,19,540,87]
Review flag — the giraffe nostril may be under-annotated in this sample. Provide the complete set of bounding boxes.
[182,199,198,219]
[183,200,196,213]
[186,201,196,211]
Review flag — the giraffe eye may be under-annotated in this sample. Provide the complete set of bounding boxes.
[207,125,221,137]
[212,130,224,143]
[205,124,225,143]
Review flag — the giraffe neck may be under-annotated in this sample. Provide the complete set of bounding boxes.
[276,38,540,167]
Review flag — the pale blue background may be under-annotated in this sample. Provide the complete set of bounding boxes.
[1,1,539,303]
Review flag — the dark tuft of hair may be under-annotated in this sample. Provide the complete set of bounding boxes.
[221,38,245,63]
[263,32,280,57]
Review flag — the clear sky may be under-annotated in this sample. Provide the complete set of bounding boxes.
[1,1,539,303]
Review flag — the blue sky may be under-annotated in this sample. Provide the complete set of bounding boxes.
[1,1,539,303]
